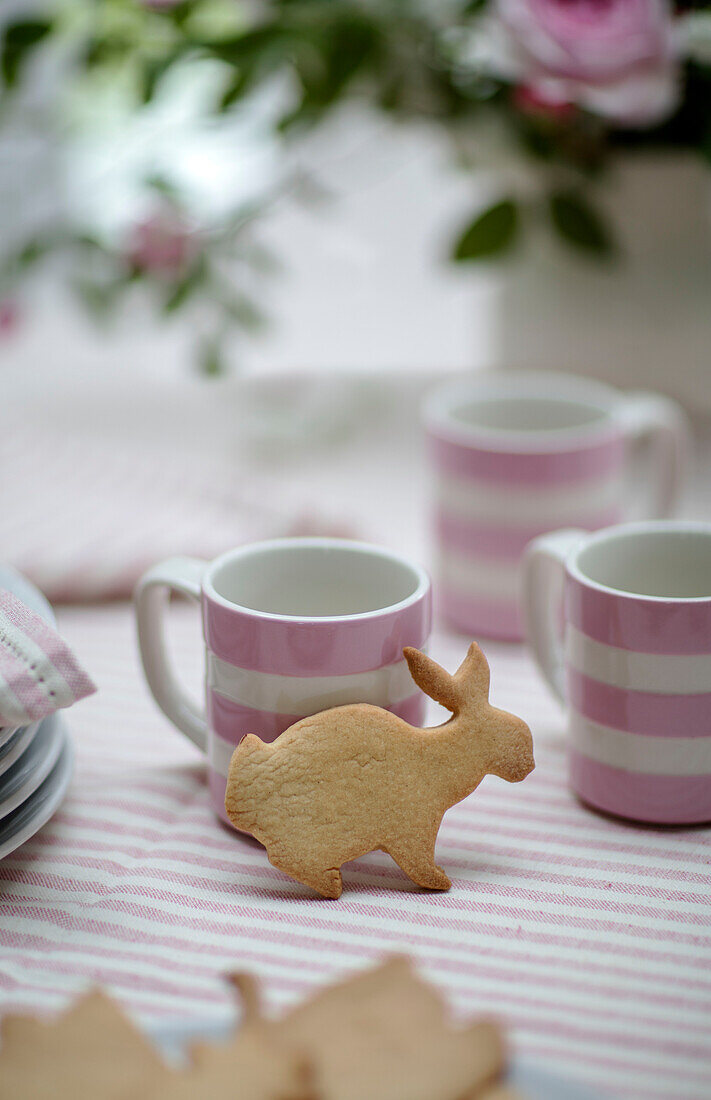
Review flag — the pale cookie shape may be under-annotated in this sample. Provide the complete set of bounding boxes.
[226,642,534,899]
[146,976,315,1100]
[477,1087,526,1099]
[0,990,165,1100]
[276,955,506,1100]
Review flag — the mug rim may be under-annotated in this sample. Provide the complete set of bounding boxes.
[423,370,624,453]
[565,520,711,604]
[202,537,431,623]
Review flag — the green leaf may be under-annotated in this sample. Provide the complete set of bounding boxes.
[73,279,120,321]
[162,257,207,314]
[205,26,283,65]
[144,173,181,200]
[701,123,711,166]
[74,233,105,253]
[1,236,53,276]
[1,19,53,87]
[218,69,251,110]
[140,57,174,103]
[222,293,265,331]
[548,189,613,256]
[451,200,518,262]
[198,336,224,376]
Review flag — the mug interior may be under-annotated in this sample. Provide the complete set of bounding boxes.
[452,396,607,434]
[425,372,621,448]
[209,541,426,618]
[577,528,711,599]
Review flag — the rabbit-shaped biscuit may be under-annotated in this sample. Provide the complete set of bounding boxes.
[225,642,534,899]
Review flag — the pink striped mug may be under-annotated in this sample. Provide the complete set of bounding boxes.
[522,521,711,824]
[424,372,687,640]
[135,538,431,824]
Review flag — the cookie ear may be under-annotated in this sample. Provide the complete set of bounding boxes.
[227,973,262,1024]
[454,642,490,698]
[403,648,461,712]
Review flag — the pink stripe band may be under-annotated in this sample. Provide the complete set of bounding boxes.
[438,588,521,641]
[567,670,711,739]
[204,591,431,676]
[436,511,621,561]
[428,432,625,485]
[567,576,711,654]
[208,691,426,747]
[208,693,426,822]
[208,695,299,746]
[569,750,711,824]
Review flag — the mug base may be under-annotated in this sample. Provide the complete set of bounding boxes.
[438,589,522,642]
[208,767,256,834]
[569,751,711,826]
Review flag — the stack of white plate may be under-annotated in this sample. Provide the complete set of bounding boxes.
[0,565,74,860]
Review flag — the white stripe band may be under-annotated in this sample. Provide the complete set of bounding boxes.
[565,627,711,694]
[439,550,519,601]
[209,732,237,778]
[436,472,622,526]
[207,654,418,714]
[569,712,711,776]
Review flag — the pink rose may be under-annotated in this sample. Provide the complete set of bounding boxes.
[496,0,680,125]
[127,215,193,276]
[512,82,576,118]
[0,299,20,340]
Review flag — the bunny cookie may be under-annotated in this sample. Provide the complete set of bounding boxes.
[225,642,534,899]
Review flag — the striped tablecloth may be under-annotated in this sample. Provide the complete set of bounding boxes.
[1,602,709,1100]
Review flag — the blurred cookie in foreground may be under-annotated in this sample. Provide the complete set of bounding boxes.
[0,957,523,1100]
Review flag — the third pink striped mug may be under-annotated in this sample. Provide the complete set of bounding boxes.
[135,538,431,823]
[424,372,687,640]
[522,521,711,824]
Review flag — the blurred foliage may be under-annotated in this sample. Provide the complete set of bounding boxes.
[548,189,615,257]
[0,0,710,368]
[452,200,519,260]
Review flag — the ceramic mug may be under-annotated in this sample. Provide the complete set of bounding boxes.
[135,537,431,823]
[522,521,711,824]
[424,372,688,641]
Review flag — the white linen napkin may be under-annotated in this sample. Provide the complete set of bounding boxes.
[0,424,350,603]
[0,589,96,727]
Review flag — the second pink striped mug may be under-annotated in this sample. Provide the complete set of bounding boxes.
[424,372,687,641]
[135,538,431,823]
[522,521,711,824]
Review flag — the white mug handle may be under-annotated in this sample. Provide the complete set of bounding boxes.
[618,392,689,519]
[135,557,208,753]
[521,530,586,704]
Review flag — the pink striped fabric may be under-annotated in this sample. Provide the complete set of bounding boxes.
[1,602,710,1100]
[0,590,95,726]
